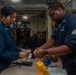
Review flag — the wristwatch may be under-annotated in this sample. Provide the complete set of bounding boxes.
[43,49,48,55]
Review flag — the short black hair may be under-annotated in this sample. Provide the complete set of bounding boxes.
[48,2,64,10]
[1,6,16,17]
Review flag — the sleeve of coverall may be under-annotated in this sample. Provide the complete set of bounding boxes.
[15,47,22,52]
[64,15,76,53]
[0,30,19,62]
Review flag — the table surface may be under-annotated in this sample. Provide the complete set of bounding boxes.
[0,59,67,75]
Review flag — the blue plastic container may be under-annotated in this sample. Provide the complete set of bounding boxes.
[44,58,51,66]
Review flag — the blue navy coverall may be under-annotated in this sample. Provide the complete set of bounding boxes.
[0,21,21,73]
[51,12,76,75]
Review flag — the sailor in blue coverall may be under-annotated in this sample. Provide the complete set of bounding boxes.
[34,2,76,75]
[0,6,29,73]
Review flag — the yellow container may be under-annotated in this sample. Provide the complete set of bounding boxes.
[36,61,50,75]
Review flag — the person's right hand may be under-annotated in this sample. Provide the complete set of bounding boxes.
[19,51,29,58]
[34,47,42,56]
[34,47,45,58]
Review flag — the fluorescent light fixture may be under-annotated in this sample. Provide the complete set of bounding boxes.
[11,0,20,2]
[23,16,28,19]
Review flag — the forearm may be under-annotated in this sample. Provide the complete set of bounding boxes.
[47,45,72,56]
[40,38,55,49]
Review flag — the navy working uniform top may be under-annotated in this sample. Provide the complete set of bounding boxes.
[0,21,21,73]
[51,12,76,69]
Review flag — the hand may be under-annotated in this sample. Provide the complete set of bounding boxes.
[34,48,45,58]
[19,51,29,58]
[34,47,41,55]
[21,49,29,52]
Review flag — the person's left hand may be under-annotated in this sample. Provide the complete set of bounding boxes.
[21,49,30,55]
[34,48,45,58]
